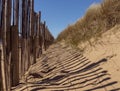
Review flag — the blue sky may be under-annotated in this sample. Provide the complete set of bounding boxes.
[34,0,102,38]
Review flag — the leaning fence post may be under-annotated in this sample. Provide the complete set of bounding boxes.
[1,0,8,90]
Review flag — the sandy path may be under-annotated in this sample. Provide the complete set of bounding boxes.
[12,43,120,91]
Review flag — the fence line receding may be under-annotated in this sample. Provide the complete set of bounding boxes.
[0,0,54,90]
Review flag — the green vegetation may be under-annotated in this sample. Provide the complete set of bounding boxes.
[57,0,120,47]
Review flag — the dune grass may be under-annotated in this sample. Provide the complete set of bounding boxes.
[57,0,120,47]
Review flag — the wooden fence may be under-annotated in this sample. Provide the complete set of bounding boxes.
[0,0,54,91]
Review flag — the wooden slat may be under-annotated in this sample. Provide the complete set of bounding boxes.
[0,49,3,91]
[6,0,12,90]
[11,26,19,86]
[1,0,8,90]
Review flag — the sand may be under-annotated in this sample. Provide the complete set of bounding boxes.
[81,25,120,87]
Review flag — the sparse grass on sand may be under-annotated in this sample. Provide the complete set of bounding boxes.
[57,0,120,49]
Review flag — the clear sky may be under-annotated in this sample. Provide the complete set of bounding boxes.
[34,0,102,38]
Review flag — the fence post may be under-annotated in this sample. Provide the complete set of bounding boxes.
[1,0,8,90]
[6,0,12,90]
[38,11,42,57]
[29,0,34,65]
[43,21,46,51]
[10,0,19,87]
[0,49,3,91]
[21,0,26,76]
[11,26,19,86]
[33,12,37,64]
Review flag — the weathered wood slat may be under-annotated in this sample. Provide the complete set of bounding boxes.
[0,50,3,91]
[10,0,19,87]
[11,26,19,86]
[1,0,8,90]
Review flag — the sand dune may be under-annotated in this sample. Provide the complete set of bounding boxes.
[83,25,120,87]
